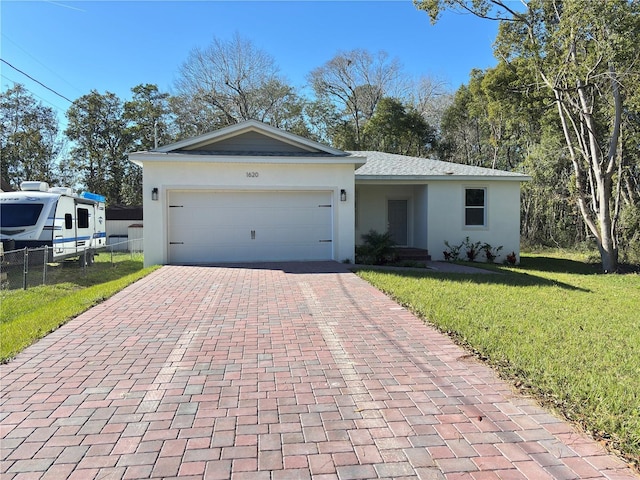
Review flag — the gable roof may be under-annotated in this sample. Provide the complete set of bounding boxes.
[155,120,347,156]
[130,120,367,167]
[353,151,531,181]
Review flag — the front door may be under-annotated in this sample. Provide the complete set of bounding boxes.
[388,199,408,246]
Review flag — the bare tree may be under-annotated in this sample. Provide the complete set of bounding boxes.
[173,33,301,131]
[308,49,403,148]
[407,75,452,134]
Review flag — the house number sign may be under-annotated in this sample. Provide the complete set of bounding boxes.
[246,172,259,178]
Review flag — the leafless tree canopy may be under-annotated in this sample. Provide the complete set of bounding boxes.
[174,33,296,130]
[308,49,404,146]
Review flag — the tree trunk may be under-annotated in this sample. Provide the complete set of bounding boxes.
[551,85,619,273]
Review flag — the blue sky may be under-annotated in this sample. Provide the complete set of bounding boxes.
[1,1,501,122]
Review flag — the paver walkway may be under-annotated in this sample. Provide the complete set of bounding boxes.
[0,262,636,480]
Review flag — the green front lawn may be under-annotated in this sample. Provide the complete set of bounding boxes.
[357,252,639,469]
[0,253,160,362]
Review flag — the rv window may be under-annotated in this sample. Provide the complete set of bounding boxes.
[0,204,44,227]
[77,208,89,228]
[65,214,73,229]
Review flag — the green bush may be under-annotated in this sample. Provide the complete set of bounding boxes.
[356,230,396,265]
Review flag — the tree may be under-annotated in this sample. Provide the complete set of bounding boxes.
[120,84,175,204]
[440,64,547,170]
[520,135,584,248]
[124,84,174,150]
[415,0,640,272]
[0,84,62,188]
[406,75,452,139]
[301,98,343,145]
[308,49,403,148]
[173,33,302,133]
[439,81,488,166]
[65,90,133,204]
[363,97,436,156]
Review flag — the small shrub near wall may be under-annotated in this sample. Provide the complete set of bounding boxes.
[443,237,505,264]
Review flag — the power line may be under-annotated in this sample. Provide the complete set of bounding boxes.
[1,33,84,96]
[1,74,69,114]
[1,58,73,103]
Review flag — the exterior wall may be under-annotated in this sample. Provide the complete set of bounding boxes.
[106,220,137,237]
[142,160,355,266]
[356,180,522,262]
[355,184,428,249]
[413,185,428,248]
[128,225,144,253]
[427,180,521,262]
[105,221,144,251]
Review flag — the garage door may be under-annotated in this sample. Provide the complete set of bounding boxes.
[168,190,333,263]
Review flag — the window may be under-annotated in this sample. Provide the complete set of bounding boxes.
[65,214,73,230]
[77,208,89,229]
[0,204,44,227]
[465,188,486,227]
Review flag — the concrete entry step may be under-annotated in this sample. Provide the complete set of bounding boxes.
[394,247,432,261]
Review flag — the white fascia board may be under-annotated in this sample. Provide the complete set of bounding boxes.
[355,174,532,183]
[129,151,365,166]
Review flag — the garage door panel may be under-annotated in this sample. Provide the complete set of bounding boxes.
[170,243,332,264]
[168,191,333,263]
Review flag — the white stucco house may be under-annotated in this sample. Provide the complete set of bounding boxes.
[129,120,530,267]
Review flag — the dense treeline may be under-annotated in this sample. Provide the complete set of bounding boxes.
[415,0,640,271]
[0,36,445,205]
[1,3,639,269]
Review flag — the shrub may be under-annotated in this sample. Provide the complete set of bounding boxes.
[462,236,482,262]
[443,240,462,262]
[356,230,396,265]
[482,243,503,263]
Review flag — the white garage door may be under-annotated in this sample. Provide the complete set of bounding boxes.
[168,190,333,263]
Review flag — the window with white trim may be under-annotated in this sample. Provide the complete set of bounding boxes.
[464,188,486,227]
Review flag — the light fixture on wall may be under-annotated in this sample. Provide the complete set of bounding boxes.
[340,189,347,202]
[151,188,159,201]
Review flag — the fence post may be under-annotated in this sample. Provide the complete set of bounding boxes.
[43,246,48,285]
[23,247,28,290]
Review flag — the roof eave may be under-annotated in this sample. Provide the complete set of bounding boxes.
[129,151,366,166]
[355,174,532,182]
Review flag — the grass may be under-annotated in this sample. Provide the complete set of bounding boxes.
[356,251,640,469]
[0,253,160,362]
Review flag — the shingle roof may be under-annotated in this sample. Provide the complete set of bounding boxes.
[351,151,530,180]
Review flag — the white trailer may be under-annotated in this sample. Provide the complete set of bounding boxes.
[0,181,106,264]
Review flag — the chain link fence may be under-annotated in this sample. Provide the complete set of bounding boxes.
[1,239,143,291]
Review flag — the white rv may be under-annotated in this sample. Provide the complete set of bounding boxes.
[0,181,106,264]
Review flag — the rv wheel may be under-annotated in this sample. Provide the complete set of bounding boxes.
[78,251,95,267]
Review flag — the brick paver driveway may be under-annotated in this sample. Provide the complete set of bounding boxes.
[1,263,636,479]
